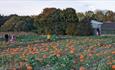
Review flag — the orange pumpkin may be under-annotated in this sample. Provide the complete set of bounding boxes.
[112,51,115,54]
[112,65,115,70]
[43,54,47,58]
[69,47,75,54]
[80,54,84,62]
[26,64,33,70]
[80,54,84,59]
[107,62,112,65]
[44,47,49,52]
[79,66,86,70]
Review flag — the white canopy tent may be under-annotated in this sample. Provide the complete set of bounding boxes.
[90,20,103,35]
[91,20,103,29]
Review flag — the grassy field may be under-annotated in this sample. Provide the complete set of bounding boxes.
[0,34,115,70]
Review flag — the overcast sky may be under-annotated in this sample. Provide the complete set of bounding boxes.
[0,0,115,16]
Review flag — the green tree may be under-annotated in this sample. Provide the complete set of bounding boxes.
[77,12,85,22]
[85,11,94,18]
[76,17,93,35]
[63,8,78,35]
[0,16,35,32]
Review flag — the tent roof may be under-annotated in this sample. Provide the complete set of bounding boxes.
[91,20,103,24]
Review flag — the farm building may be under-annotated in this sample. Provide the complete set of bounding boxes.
[91,20,115,35]
[101,22,115,34]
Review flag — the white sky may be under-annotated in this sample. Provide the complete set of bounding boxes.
[0,0,115,16]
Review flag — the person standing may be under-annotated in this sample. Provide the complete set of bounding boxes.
[96,28,101,36]
[4,34,9,42]
[10,34,16,43]
[47,32,51,42]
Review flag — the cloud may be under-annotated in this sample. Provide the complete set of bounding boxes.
[0,0,115,15]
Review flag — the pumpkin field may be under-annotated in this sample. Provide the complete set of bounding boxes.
[0,33,115,70]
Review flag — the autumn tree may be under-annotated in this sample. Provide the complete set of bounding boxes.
[105,10,114,22]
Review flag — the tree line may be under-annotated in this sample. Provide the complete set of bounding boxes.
[0,8,115,35]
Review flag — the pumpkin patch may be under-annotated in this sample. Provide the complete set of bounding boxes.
[0,35,114,70]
